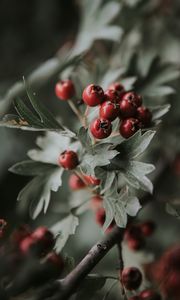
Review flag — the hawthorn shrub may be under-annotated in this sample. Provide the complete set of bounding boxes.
[0,1,180,300]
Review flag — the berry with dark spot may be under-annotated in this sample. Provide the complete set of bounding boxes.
[120,118,140,139]
[100,101,119,121]
[58,150,79,170]
[90,118,112,139]
[82,84,104,106]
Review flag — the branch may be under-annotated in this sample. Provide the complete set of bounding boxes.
[34,157,168,300]
[46,226,124,300]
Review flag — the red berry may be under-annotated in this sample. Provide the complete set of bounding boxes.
[127,238,146,251]
[120,118,139,138]
[161,271,180,299]
[95,208,115,231]
[83,175,101,186]
[90,195,103,210]
[139,290,161,300]
[32,226,55,251]
[119,96,137,118]
[95,207,105,227]
[136,106,152,127]
[68,174,86,190]
[55,80,75,100]
[124,225,145,251]
[121,92,142,108]
[140,221,156,237]
[122,267,142,290]
[32,227,54,241]
[10,225,31,246]
[19,236,36,254]
[100,101,119,121]
[58,150,79,170]
[82,84,104,106]
[124,225,142,240]
[104,89,120,103]
[90,118,112,139]
[108,82,125,94]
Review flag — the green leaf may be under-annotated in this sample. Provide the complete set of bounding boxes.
[103,199,114,231]
[166,201,180,220]
[151,104,171,121]
[144,86,175,97]
[9,160,57,176]
[118,130,156,159]
[127,161,155,175]
[25,85,63,129]
[78,127,92,152]
[99,68,125,89]
[81,143,118,174]
[28,131,74,164]
[122,172,140,190]
[128,54,179,98]
[125,196,142,216]
[101,171,116,194]
[14,98,44,128]
[122,161,155,193]
[17,167,64,219]
[121,76,137,90]
[51,214,79,252]
[73,0,123,55]
[104,186,141,228]
[0,120,74,135]
[114,200,128,228]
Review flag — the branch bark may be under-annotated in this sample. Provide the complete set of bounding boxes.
[48,226,124,300]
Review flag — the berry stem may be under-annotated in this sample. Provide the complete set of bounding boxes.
[83,106,89,128]
[111,131,120,137]
[117,243,128,300]
[73,170,95,193]
[68,100,84,126]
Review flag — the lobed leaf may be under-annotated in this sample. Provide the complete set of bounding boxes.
[51,214,79,252]
[9,160,57,176]
[17,167,64,219]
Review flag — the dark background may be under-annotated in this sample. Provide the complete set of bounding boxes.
[0,0,78,224]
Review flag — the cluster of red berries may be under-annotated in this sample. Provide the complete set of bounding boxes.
[12,226,64,274]
[0,225,64,298]
[84,83,152,139]
[124,221,156,251]
[121,267,161,300]
[55,80,152,139]
[145,245,180,300]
